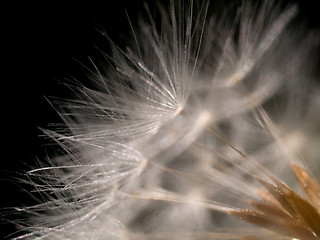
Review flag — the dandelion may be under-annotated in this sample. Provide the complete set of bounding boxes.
[9,0,320,239]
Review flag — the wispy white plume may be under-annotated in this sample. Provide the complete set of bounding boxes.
[9,0,320,239]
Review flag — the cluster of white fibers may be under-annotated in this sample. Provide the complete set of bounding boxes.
[11,0,320,239]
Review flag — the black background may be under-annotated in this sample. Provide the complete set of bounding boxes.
[2,0,319,238]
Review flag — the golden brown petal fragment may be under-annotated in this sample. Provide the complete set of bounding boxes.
[230,209,318,240]
[291,163,320,211]
[271,176,320,236]
[229,165,320,240]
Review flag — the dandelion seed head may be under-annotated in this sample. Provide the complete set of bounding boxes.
[8,0,320,239]
[225,71,246,87]
[282,131,305,154]
[195,110,213,129]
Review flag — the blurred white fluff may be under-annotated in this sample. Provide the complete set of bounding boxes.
[13,0,320,239]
